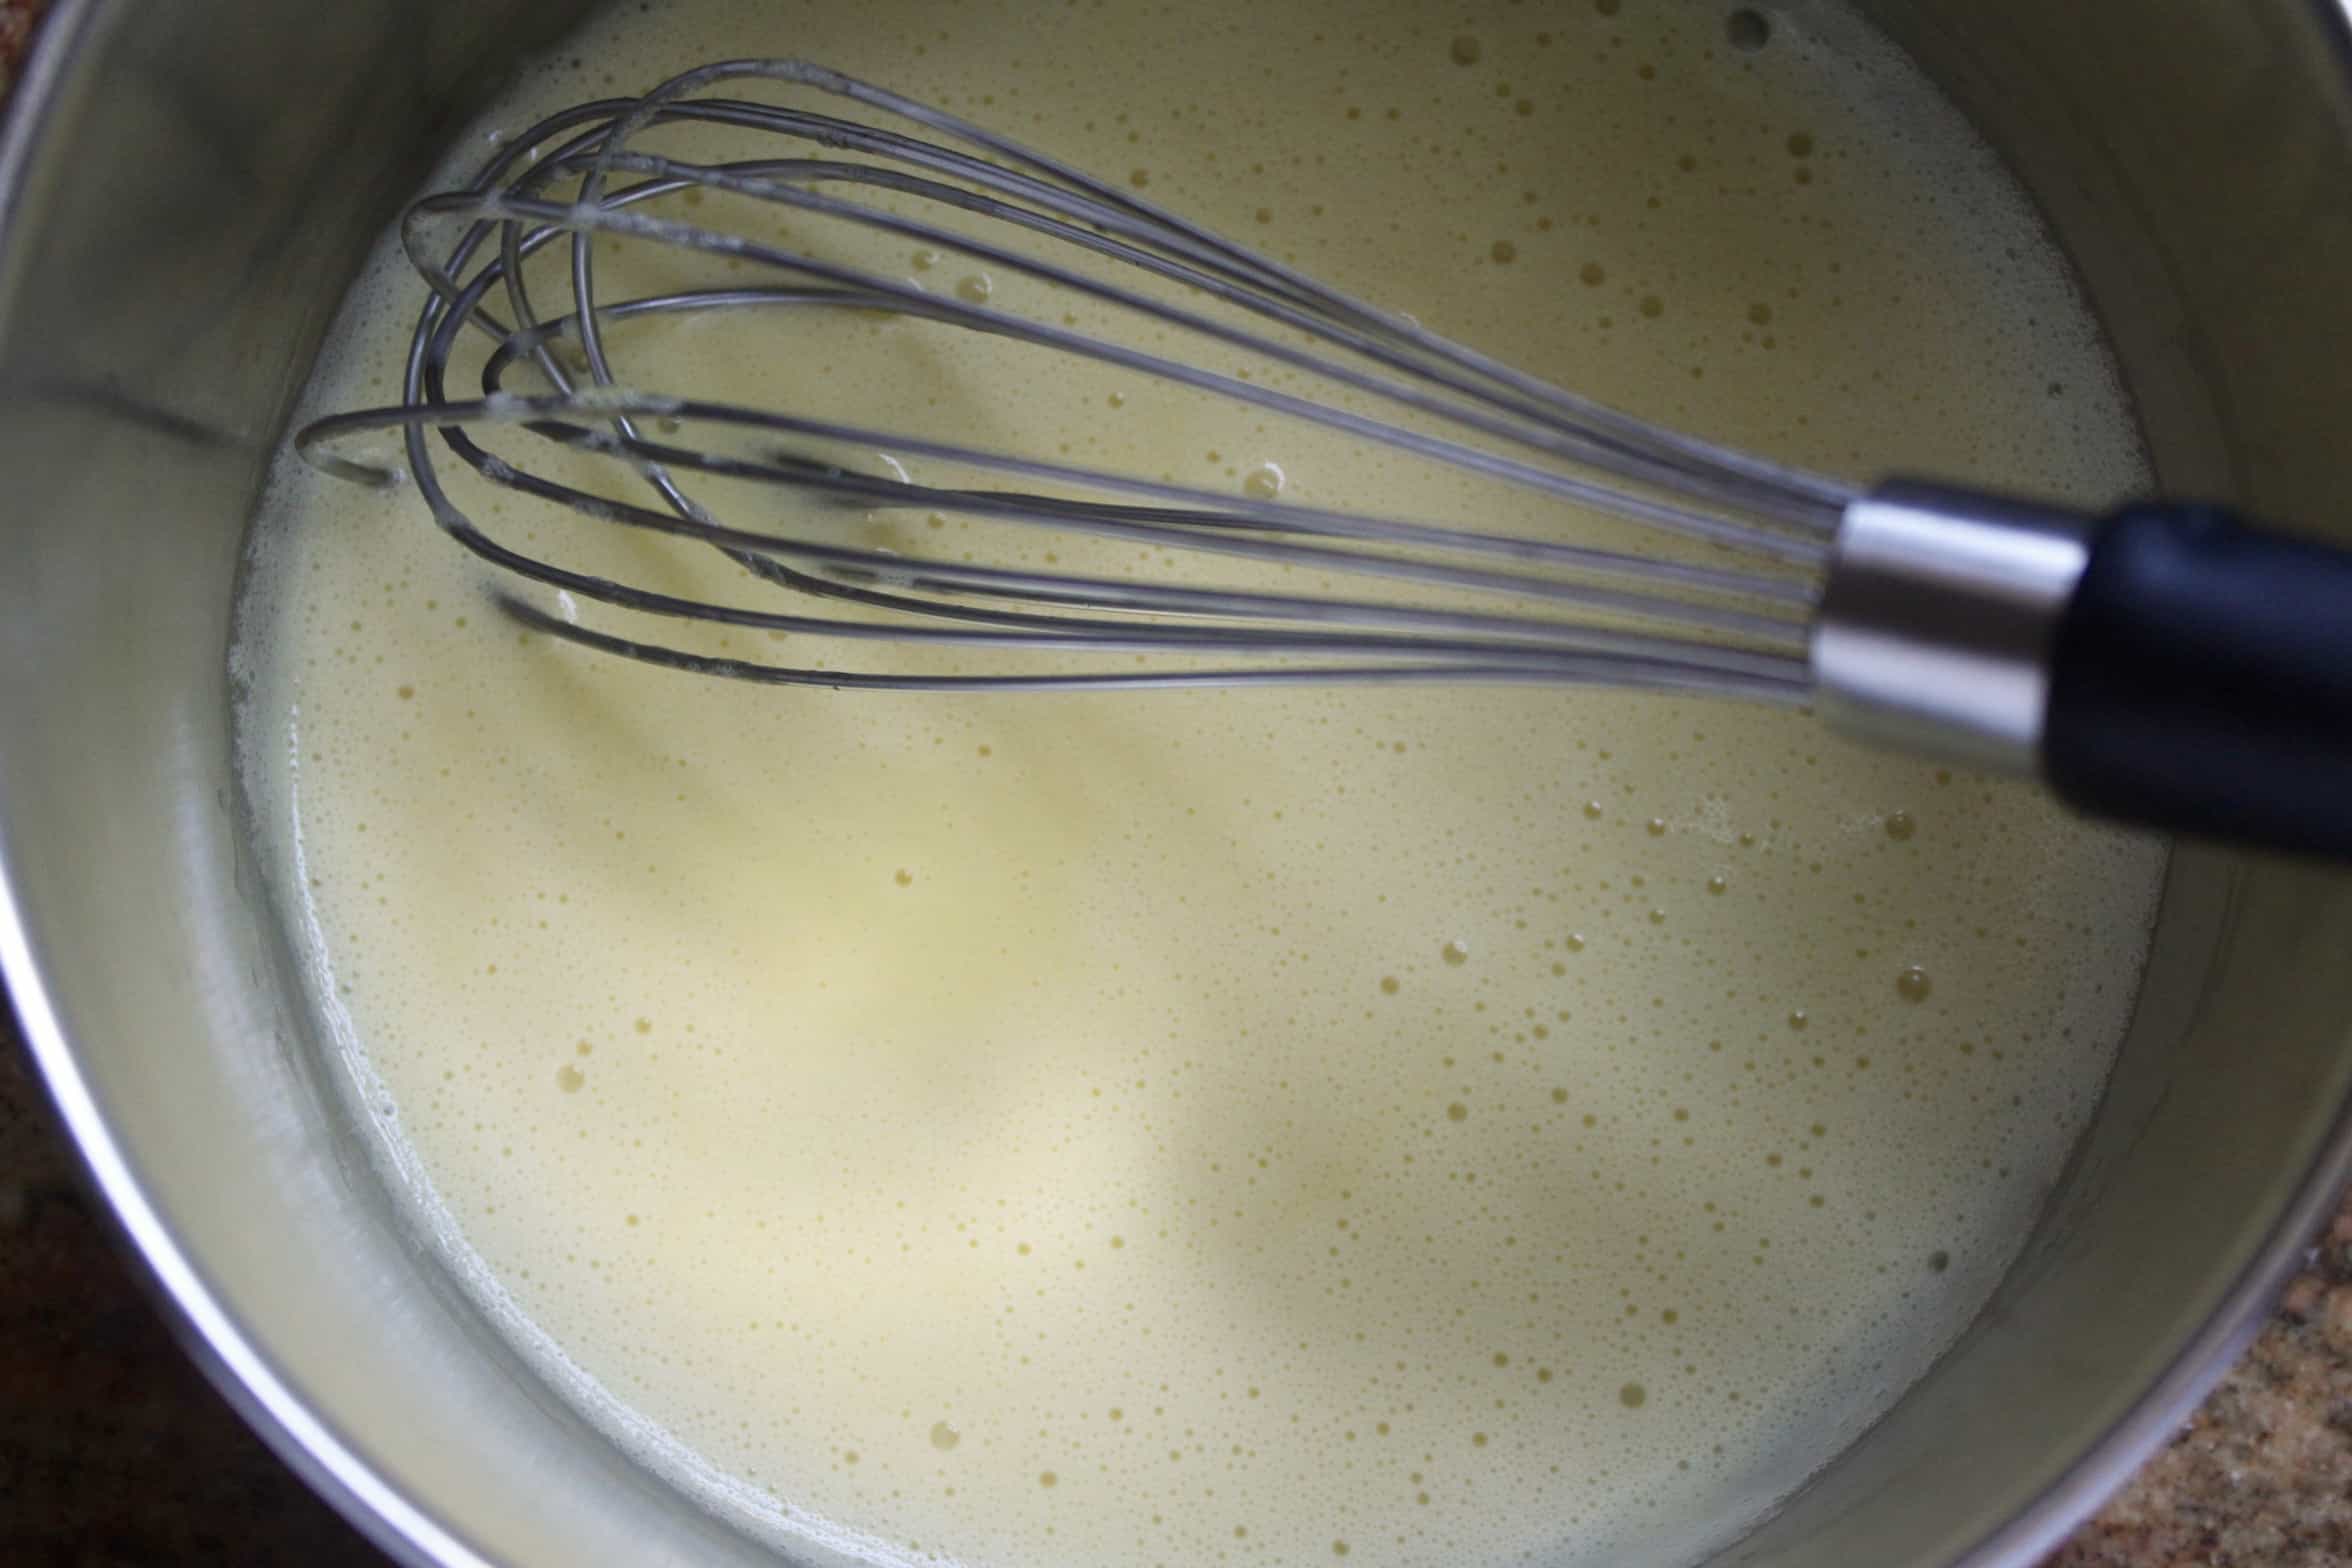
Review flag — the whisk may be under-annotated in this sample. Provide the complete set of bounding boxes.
[296,59,2352,859]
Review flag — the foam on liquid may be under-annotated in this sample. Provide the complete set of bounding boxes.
[237,1,2166,1563]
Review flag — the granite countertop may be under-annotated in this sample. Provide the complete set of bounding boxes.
[2,3,2349,1562]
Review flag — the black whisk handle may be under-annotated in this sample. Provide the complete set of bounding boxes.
[2044,502,2352,860]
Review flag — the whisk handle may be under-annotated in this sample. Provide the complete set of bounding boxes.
[2044,502,2352,860]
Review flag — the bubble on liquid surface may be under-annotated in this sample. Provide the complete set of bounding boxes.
[232,2,2169,1566]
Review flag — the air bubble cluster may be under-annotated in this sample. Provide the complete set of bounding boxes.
[229,0,2166,1564]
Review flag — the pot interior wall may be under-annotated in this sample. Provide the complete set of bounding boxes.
[0,2,2347,1566]
[1730,0,2352,1558]
[0,3,774,1564]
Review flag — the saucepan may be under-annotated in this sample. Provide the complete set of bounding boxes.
[1,0,2349,1563]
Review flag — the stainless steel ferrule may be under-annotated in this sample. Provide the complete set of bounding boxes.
[1810,480,2095,775]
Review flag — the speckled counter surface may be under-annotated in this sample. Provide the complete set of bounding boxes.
[0,0,34,91]
[2048,1219,2352,1568]
[3,2,2350,1562]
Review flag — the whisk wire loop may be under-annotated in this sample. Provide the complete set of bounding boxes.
[298,59,1855,699]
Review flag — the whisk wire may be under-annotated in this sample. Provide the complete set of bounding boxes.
[299,58,1856,698]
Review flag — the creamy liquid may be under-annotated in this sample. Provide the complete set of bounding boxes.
[237,2,2165,1564]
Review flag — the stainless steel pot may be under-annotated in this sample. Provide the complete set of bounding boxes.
[2,2,2349,1564]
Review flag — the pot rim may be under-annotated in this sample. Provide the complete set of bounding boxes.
[0,16,514,1565]
[3,3,2350,1564]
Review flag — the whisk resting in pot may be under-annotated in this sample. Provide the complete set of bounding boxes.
[296,60,2352,859]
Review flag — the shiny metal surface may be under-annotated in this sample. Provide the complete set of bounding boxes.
[290,57,1840,704]
[1,3,2350,1567]
[1813,483,2091,772]
[0,4,763,1565]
